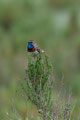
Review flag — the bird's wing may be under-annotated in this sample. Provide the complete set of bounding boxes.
[32,42,40,52]
[32,42,44,53]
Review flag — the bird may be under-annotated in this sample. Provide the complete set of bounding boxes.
[27,40,44,57]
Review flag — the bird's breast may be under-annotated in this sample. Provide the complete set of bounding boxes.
[27,47,36,52]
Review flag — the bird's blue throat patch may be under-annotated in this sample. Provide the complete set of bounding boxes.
[27,42,34,50]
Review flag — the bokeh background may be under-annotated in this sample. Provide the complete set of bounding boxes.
[0,0,80,119]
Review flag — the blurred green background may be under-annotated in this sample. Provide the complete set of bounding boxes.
[0,0,80,119]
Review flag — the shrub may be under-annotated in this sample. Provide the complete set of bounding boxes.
[21,52,72,120]
[21,53,54,120]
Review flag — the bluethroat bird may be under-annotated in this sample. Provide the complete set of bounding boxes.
[27,40,44,57]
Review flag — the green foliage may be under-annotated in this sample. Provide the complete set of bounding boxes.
[0,0,80,119]
[21,53,73,120]
[22,53,54,120]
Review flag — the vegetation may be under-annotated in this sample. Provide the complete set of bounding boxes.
[0,0,80,119]
[21,53,72,120]
[22,53,54,120]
